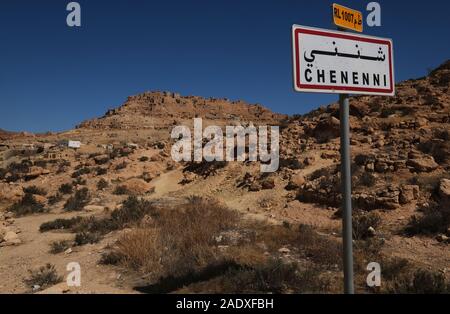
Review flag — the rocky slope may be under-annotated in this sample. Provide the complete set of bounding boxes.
[277,60,449,213]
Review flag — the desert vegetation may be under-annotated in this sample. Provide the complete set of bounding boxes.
[8,193,48,217]
[24,264,63,292]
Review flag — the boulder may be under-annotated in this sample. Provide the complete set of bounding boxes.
[366,163,375,172]
[312,117,340,143]
[407,155,439,172]
[94,154,110,164]
[438,179,450,199]
[438,179,450,206]
[367,227,377,237]
[399,185,420,205]
[436,235,449,243]
[0,231,21,246]
[286,173,305,190]
[0,184,24,203]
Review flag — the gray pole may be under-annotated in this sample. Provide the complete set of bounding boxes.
[336,24,355,294]
[339,93,354,294]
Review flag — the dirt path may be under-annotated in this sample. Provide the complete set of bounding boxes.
[0,211,136,294]
[150,169,184,198]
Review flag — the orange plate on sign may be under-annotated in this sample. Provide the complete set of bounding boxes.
[333,3,363,32]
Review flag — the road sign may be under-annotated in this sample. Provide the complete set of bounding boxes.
[333,3,363,32]
[292,24,395,96]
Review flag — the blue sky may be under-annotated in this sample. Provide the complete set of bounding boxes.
[0,0,449,133]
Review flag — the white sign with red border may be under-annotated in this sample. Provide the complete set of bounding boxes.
[292,25,395,96]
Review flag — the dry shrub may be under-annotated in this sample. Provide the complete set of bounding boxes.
[58,183,73,195]
[381,257,410,281]
[217,259,329,294]
[353,211,382,240]
[387,269,450,294]
[23,185,47,196]
[64,187,90,211]
[253,223,342,269]
[49,240,72,254]
[405,203,450,236]
[113,185,130,195]
[71,167,91,178]
[353,238,384,273]
[40,196,156,248]
[97,178,109,190]
[112,197,238,279]
[8,193,48,217]
[156,198,238,277]
[115,228,163,275]
[223,245,268,268]
[99,251,124,265]
[24,264,62,291]
[183,161,227,178]
[74,231,101,245]
[40,216,83,232]
[48,193,63,205]
[296,225,342,268]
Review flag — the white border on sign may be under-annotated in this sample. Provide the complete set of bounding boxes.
[292,24,395,96]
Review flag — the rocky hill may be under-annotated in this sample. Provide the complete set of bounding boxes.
[0,129,18,141]
[77,91,286,130]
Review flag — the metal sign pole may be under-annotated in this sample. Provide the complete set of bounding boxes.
[336,24,354,294]
[339,93,354,294]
